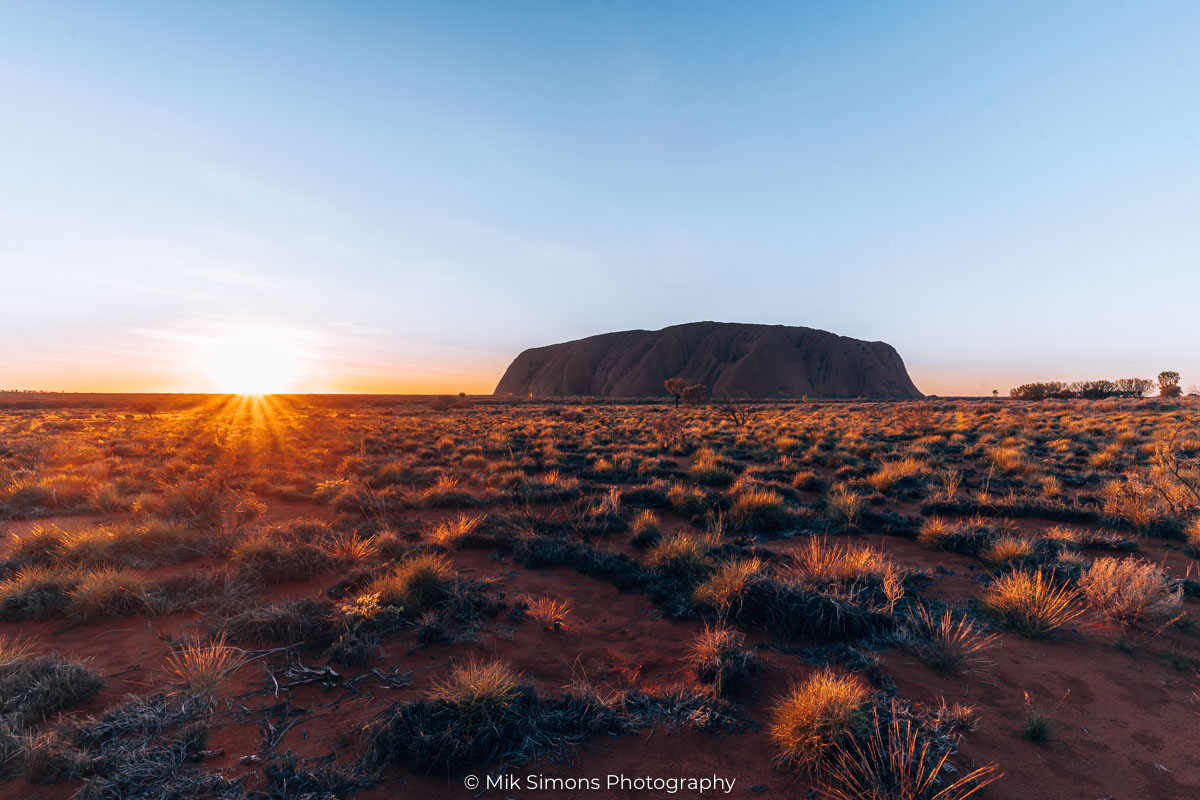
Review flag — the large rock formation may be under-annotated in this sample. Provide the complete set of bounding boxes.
[494,322,922,399]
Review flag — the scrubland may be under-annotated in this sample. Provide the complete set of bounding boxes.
[0,392,1198,799]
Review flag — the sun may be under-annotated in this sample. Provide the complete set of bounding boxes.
[198,328,305,395]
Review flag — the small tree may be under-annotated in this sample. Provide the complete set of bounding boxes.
[718,395,756,428]
[1158,371,1182,398]
[664,378,690,408]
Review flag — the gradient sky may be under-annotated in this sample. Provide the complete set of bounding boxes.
[2,1,1198,395]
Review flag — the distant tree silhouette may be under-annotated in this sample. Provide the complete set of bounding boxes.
[1115,378,1155,398]
[664,378,690,408]
[1159,371,1182,397]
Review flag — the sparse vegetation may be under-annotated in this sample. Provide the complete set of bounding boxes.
[3,393,1199,798]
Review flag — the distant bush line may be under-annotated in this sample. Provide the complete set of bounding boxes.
[1009,378,1154,401]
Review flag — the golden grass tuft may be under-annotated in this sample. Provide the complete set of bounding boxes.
[326,530,378,562]
[523,595,573,631]
[729,488,789,530]
[903,605,998,674]
[783,538,898,587]
[166,632,244,696]
[428,658,521,721]
[867,458,924,493]
[917,516,950,549]
[0,634,34,671]
[825,487,865,528]
[770,668,871,769]
[980,569,1081,638]
[428,514,484,548]
[980,535,1031,565]
[365,551,454,609]
[692,557,765,613]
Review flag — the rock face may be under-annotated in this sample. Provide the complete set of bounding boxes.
[494,322,922,399]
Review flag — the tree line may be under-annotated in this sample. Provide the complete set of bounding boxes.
[1010,372,1181,400]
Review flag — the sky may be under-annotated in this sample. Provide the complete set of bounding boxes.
[1,1,1198,396]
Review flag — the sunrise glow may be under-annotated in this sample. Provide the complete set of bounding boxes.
[195,329,306,395]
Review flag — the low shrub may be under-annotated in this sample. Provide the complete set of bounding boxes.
[1078,557,1182,628]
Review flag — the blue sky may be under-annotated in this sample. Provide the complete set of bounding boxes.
[2,1,1197,394]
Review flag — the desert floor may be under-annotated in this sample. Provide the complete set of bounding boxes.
[1,393,1197,799]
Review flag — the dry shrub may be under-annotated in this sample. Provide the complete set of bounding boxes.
[826,487,865,528]
[1078,557,1182,628]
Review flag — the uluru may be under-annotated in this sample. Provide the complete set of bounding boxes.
[494,321,923,399]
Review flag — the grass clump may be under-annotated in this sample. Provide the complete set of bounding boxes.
[770,668,871,769]
[825,702,1002,799]
[901,605,997,674]
[729,488,790,531]
[666,484,706,517]
[689,449,733,486]
[0,637,102,777]
[980,570,1081,638]
[165,633,244,697]
[365,551,455,610]
[692,557,766,616]
[230,527,335,583]
[867,458,924,493]
[0,566,78,620]
[522,596,573,631]
[428,514,485,549]
[1020,693,1052,743]
[686,624,758,696]
[68,567,148,620]
[646,532,717,584]
[0,637,102,723]
[980,535,1031,565]
[1077,556,1182,628]
[629,509,662,548]
[368,659,613,773]
[784,538,899,587]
